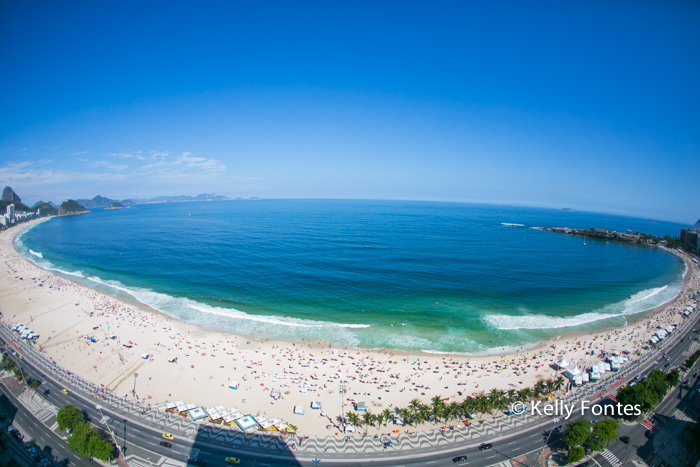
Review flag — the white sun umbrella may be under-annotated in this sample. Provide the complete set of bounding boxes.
[556,358,570,369]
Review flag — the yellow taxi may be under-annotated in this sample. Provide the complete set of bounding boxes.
[225,458,241,465]
[162,433,175,440]
[61,389,69,395]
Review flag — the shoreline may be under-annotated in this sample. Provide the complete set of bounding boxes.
[3,218,698,436]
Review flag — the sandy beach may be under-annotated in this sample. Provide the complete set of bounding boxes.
[1,218,698,437]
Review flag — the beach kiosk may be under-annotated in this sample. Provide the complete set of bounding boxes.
[188,407,207,421]
[294,405,305,415]
[229,380,240,390]
[311,400,322,410]
[555,358,570,370]
[564,365,582,380]
[234,415,259,431]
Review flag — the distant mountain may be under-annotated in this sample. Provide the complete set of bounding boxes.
[248,197,260,200]
[693,219,700,231]
[32,202,58,216]
[58,200,89,217]
[105,202,124,210]
[2,186,21,203]
[75,195,120,208]
[561,208,573,212]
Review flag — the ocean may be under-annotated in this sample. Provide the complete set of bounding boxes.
[15,200,687,354]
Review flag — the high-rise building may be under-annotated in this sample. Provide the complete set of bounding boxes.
[681,228,700,250]
[6,204,14,219]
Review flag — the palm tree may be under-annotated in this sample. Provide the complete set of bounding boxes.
[506,389,517,404]
[346,411,360,430]
[554,376,565,393]
[460,398,475,420]
[474,392,489,419]
[30,380,41,400]
[430,395,444,424]
[420,405,432,425]
[444,402,459,422]
[409,398,421,416]
[532,381,542,401]
[374,412,384,428]
[362,411,374,433]
[399,407,411,427]
[487,389,503,415]
[519,387,533,402]
[1,355,15,373]
[382,408,392,426]
[545,379,554,396]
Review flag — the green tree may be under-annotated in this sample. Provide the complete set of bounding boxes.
[584,418,619,453]
[346,411,360,429]
[399,408,411,427]
[567,446,585,464]
[563,418,592,448]
[519,387,533,402]
[67,421,115,460]
[554,376,565,393]
[665,368,680,388]
[382,408,392,426]
[646,370,668,400]
[57,404,85,432]
[362,410,374,433]
[1,354,15,373]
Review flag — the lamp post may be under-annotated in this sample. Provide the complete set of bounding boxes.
[96,404,120,451]
[339,384,347,427]
[132,373,138,397]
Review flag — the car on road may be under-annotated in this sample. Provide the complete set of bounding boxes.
[479,443,493,451]
[162,433,175,440]
[160,441,173,448]
[61,389,68,395]
[188,460,207,466]
[225,458,241,465]
[575,463,589,467]
[620,436,630,444]
[452,455,467,463]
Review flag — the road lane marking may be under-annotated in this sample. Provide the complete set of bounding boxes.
[507,441,517,445]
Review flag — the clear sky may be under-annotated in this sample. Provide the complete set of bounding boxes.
[1,1,698,224]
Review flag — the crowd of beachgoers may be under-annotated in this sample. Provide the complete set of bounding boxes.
[1,218,698,436]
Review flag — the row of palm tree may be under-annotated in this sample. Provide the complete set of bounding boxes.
[343,376,566,432]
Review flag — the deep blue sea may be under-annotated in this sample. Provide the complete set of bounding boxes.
[16,200,687,353]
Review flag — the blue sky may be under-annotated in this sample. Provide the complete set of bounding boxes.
[1,1,698,223]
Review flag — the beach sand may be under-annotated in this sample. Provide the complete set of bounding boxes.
[1,218,698,436]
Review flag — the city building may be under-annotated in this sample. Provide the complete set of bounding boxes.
[681,228,700,250]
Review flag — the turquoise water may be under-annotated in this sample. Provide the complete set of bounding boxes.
[16,200,686,353]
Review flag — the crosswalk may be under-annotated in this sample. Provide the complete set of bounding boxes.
[601,449,622,467]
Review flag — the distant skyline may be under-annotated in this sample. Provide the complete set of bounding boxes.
[1,2,698,224]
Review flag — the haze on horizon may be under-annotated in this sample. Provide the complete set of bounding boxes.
[1,2,698,224]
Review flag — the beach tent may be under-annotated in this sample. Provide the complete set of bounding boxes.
[165,402,177,411]
[294,405,305,415]
[564,366,582,379]
[574,375,583,386]
[188,407,207,421]
[344,424,354,433]
[582,373,590,383]
[270,389,281,399]
[206,407,221,421]
[311,400,322,410]
[590,371,601,380]
[167,356,177,363]
[185,403,197,411]
[141,352,150,360]
[356,402,367,412]
[556,358,570,369]
[229,380,239,390]
[235,415,259,431]
[394,416,404,426]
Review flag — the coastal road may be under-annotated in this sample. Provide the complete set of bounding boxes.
[2,307,699,467]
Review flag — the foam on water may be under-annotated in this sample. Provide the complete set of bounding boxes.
[483,283,681,331]
[29,249,43,258]
[501,223,525,227]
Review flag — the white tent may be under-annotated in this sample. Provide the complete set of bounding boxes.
[311,400,322,410]
[564,365,582,379]
[229,380,239,390]
[167,356,177,363]
[294,405,305,415]
[141,352,150,359]
[556,358,570,369]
